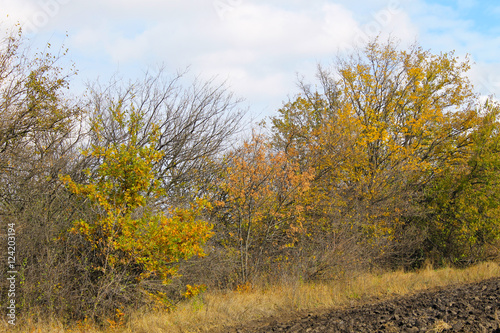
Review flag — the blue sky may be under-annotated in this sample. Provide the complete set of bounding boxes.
[2,0,500,120]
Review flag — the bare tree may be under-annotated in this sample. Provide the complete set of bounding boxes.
[84,67,246,206]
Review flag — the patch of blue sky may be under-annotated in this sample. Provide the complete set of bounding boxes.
[424,0,500,35]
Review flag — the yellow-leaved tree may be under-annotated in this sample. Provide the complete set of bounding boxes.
[272,38,498,269]
[60,101,212,317]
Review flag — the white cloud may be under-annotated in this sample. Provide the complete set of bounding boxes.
[322,3,360,44]
[469,62,500,98]
[61,2,365,112]
[2,0,500,118]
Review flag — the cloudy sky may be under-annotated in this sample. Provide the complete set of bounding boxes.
[2,0,500,120]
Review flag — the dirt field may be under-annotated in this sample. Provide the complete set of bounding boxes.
[228,277,500,332]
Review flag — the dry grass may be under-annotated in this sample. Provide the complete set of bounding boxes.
[3,261,500,333]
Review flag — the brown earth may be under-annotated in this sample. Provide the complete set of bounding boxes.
[226,277,500,333]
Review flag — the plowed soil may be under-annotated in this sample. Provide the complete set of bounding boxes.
[228,277,500,332]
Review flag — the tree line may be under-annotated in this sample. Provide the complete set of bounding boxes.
[1,27,499,324]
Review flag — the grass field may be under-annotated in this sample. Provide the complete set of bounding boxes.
[5,261,500,333]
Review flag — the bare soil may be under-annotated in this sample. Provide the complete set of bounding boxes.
[226,277,500,332]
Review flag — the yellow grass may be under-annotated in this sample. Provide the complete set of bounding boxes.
[4,261,500,333]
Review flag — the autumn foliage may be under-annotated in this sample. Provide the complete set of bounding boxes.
[60,102,213,315]
[0,27,499,326]
[270,39,500,268]
[210,132,314,282]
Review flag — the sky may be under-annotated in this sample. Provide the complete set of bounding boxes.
[1,0,500,120]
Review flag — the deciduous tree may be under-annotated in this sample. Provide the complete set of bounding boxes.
[210,133,314,283]
[271,38,495,267]
[61,102,213,316]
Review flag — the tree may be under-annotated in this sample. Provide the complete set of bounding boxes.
[0,26,78,160]
[84,68,245,207]
[422,100,500,264]
[0,25,86,319]
[61,103,213,317]
[210,132,314,283]
[271,38,494,267]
